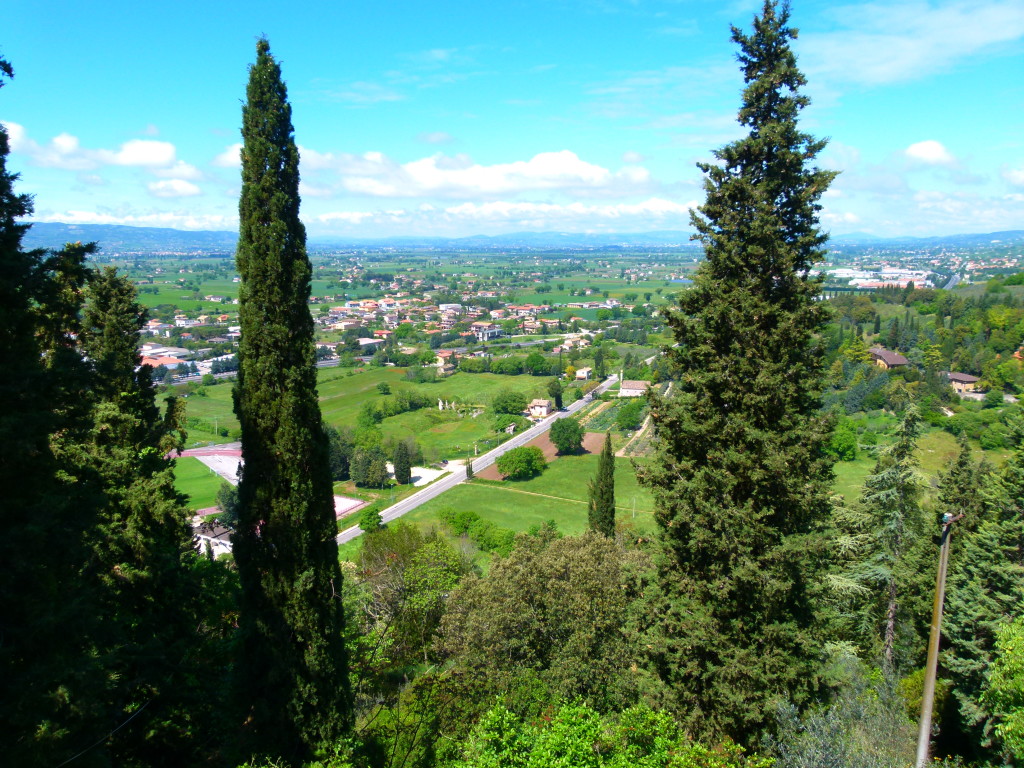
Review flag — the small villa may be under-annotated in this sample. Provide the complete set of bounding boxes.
[619,380,650,398]
[869,347,909,370]
[946,372,980,394]
[528,399,553,419]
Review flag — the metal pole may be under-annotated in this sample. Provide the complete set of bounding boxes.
[916,514,959,767]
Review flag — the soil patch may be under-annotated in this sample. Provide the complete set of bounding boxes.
[477,430,605,480]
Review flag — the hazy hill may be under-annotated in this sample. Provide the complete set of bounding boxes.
[19,221,1024,255]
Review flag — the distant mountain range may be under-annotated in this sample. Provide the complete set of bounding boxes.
[19,221,1024,254]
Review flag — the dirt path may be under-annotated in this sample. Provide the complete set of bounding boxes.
[477,430,605,480]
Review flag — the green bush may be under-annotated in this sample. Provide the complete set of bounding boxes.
[495,445,546,480]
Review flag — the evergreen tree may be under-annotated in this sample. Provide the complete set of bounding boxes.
[465,459,475,480]
[851,405,926,668]
[641,1,837,741]
[231,38,350,762]
[588,432,615,537]
[0,60,107,765]
[547,377,564,409]
[593,346,606,378]
[79,267,220,766]
[943,424,1024,759]
[394,440,412,485]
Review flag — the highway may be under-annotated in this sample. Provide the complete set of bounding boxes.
[336,373,620,544]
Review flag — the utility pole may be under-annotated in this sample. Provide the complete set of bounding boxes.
[916,512,962,767]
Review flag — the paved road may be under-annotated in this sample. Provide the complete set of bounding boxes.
[336,373,620,544]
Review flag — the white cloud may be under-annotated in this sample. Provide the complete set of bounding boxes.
[148,179,201,197]
[305,196,698,236]
[105,139,175,167]
[1004,167,1024,187]
[36,209,235,230]
[622,150,646,163]
[3,123,180,171]
[905,140,955,165]
[800,1,1024,86]
[309,149,654,199]
[212,143,242,168]
[153,160,203,180]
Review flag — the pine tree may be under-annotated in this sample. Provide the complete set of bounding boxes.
[232,38,350,762]
[588,432,615,537]
[641,0,837,741]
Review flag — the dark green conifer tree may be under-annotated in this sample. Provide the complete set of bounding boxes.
[0,59,109,765]
[943,424,1024,759]
[588,432,615,537]
[79,267,217,765]
[547,377,564,409]
[641,0,837,742]
[232,38,350,762]
[394,440,412,485]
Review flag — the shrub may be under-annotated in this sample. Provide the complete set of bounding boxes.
[550,417,584,454]
[496,445,546,480]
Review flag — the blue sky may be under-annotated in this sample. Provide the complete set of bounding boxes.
[3,0,1023,238]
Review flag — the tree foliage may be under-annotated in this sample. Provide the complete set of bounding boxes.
[588,432,616,537]
[641,0,837,742]
[231,38,349,762]
[496,445,547,480]
[550,417,584,454]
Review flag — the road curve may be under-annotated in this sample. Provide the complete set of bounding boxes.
[336,373,619,544]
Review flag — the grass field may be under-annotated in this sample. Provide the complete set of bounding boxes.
[400,452,656,538]
[173,456,223,511]
[832,427,1006,503]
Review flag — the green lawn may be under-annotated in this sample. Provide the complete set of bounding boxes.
[173,456,223,510]
[400,453,656,538]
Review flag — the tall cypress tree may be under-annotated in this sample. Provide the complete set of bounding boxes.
[588,432,615,536]
[232,38,350,761]
[642,0,836,742]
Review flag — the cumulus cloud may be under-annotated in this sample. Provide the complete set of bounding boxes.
[153,160,203,180]
[3,122,180,171]
[303,149,654,199]
[905,140,955,165]
[212,143,242,168]
[622,150,646,163]
[148,179,201,198]
[800,1,1024,87]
